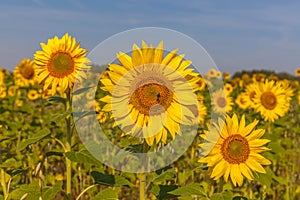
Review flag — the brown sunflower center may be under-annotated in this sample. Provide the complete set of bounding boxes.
[20,65,34,79]
[48,52,74,78]
[221,134,250,164]
[216,97,227,108]
[260,91,277,110]
[129,83,173,115]
[249,91,256,101]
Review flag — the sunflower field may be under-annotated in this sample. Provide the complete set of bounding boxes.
[0,33,300,200]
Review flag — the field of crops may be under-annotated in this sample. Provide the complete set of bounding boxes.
[0,33,300,200]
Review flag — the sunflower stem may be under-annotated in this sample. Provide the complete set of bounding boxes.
[139,143,148,200]
[65,90,72,199]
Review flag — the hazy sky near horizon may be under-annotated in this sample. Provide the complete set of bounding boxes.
[1,0,300,74]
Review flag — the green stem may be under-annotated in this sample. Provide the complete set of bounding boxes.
[139,143,148,200]
[1,169,7,199]
[139,173,146,200]
[65,91,72,198]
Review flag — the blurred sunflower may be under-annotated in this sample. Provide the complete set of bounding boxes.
[100,41,200,145]
[34,33,90,96]
[13,58,36,87]
[0,85,6,98]
[235,94,249,110]
[223,72,231,80]
[253,80,290,122]
[196,75,206,91]
[224,83,233,95]
[294,68,300,76]
[27,89,40,100]
[211,89,233,114]
[199,114,271,186]
[252,73,265,83]
[8,86,19,97]
[242,83,258,109]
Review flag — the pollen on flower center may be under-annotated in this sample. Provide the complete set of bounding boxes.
[129,82,173,115]
[221,134,250,164]
[217,97,226,108]
[260,91,277,110]
[21,66,34,79]
[48,52,74,78]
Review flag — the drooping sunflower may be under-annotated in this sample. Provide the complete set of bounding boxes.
[253,80,290,122]
[199,114,271,186]
[211,88,233,114]
[100,41,201,146]
[34,33,90,96]
[13,58,36,87]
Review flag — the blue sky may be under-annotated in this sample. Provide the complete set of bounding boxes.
[1,0,300,74]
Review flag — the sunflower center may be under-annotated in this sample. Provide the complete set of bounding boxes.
[249,91,256,101]
[129,83,173,115]
[260,91,277,110]
[216,97,226,108]
[221,134,250,164]
[48,52,74,78]
[20,65,34,79]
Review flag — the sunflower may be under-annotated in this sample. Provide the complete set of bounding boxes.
[242,83,258,109]
[0,71,4,85]
[100,41,200,146]
[294,68,300,76]
[253,80,290,122]
[0,85,6,98]
[34,33,90,96]
[8,86,19,97]
[223,72,231,80]
[195,75,206,91]
[224,83,233,95]
[252,73,265,83]
[199,114,271,186]
[14,58,36,87]
[235,94,249,110]
[211,89,233,114]
[27,90,40,100]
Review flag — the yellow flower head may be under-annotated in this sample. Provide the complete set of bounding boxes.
[253,80,290,122]
[100,41,201,146]
[211,88,233,114]
[199,114,271,186]
[294,68,300,76]
[34,33,90,96]
[13,58,36,87]
[27,89,40,100]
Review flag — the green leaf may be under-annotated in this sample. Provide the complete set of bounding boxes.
[92,188,120,200]
[73,86,94,95]
[6,168,28,176]
[254,167,273,188]
[51,108,72,122]
[233,196,248,200]
[42,181,63,199]
[18,129,51,151]
[73,111,97,122]
[149,169,176,183]
[211,193,223,200]
[91,171,133,187]
[47,96,66,104]
[269,142,285,154]
[150,185,179,200]
[9,180,40,200]
[168,183,206,196]
[65,150,102,166]
[45,151,64,157]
